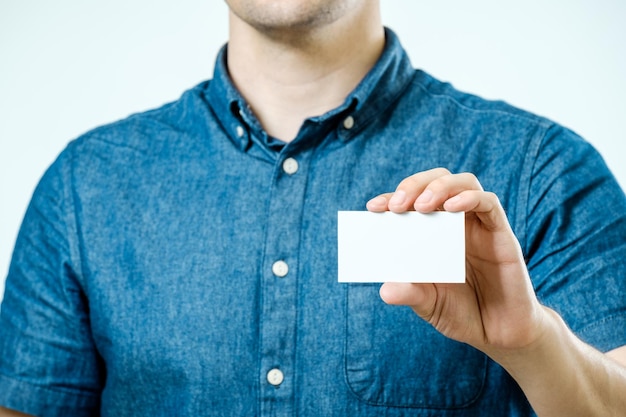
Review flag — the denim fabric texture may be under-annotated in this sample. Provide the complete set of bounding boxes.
[1,29,626,416]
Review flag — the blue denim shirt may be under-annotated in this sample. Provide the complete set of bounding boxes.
[1,29,626,417]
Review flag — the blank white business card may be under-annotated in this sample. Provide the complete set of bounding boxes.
[337,211,465,283]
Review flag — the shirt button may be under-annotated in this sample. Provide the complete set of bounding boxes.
[236,125,245,137]
[272,260,289,278]
[343,115,355,130]
[267,368,284,386]
[282,157,299,175]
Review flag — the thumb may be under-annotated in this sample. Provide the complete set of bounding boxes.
[379,282,437,320]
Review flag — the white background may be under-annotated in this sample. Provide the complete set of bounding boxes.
[1,1,625,300]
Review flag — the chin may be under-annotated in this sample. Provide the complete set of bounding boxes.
[226,0,358,32]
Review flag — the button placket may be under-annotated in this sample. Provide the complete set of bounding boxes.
[258,149,311,414]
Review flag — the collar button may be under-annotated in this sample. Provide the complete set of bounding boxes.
[343,115,355,130]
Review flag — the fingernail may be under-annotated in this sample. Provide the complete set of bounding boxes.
[416,189,433,204]
[389,190,406,207]
[367,196,387,209]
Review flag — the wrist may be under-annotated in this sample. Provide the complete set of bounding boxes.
[485,305,563,371]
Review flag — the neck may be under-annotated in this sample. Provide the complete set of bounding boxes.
[226,5,384,142]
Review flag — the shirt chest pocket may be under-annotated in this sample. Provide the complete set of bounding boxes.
[345,284,487,409]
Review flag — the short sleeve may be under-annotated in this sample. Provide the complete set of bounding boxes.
[0,147,104,416]
[524,125,626,352]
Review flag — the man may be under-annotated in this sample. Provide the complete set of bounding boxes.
[1,1,625,415]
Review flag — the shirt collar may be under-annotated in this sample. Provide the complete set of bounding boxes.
[205,27,415,151]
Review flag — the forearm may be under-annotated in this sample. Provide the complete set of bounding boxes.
[491,307,626,417]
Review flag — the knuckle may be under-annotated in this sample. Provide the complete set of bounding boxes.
[401,174,421,188]
[457,172,483,190]
[431,167,451,176]
[397,168,453,193]
[484,191,502,207]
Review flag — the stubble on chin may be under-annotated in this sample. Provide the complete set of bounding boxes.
[226,0,352,38]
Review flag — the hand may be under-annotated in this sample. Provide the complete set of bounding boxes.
[366,168,549,356]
